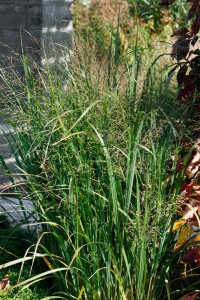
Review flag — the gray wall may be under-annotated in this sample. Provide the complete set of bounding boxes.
[42,0,73,64]
[0,0,73,63]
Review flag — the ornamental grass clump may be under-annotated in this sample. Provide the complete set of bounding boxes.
[0,37,187,299]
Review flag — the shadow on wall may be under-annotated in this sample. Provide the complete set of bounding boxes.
[0,0,73,66]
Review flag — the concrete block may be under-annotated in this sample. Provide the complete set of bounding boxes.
[28,0,42,4]
[0,4,14,13]
[0,5,26,29]
[27,6,42,29]
[42,4,72,28]
[15,0,41,4]
[0,0,72,64]
[21,30,42,54]
[0,1,15,3]
[0,29,41,56]
[42,0,73,5]
[0,0,15,5]
[42,28,72,49]
[14,0,28,3]
[0,30,21,54]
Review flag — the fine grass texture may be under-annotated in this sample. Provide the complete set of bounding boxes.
[0,36,186,299]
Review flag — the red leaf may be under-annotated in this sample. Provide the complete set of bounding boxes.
[185,150,200,179]
[195,8,200,26]
[172,36,190,60]
[187,294,199,300]
[172,27,190,36]
[194,249,200,266]
[178,79,196,101]
[182,246,195,264]
[191,35,199,46]
[177,65,188,85]
[180,293,199,300]
[183,73,195,85]
[187,2,199,20]
[191,20,200,34]
[180,183,194,193]
[168,65,178,82]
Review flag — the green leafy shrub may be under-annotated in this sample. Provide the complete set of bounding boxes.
[0,273,45,300]
[128,0,188,30]
[0,216,48,298]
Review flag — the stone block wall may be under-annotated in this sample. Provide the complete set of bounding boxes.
[42,0,73,63]
[0,0,42,59]
[0,0,73,63]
